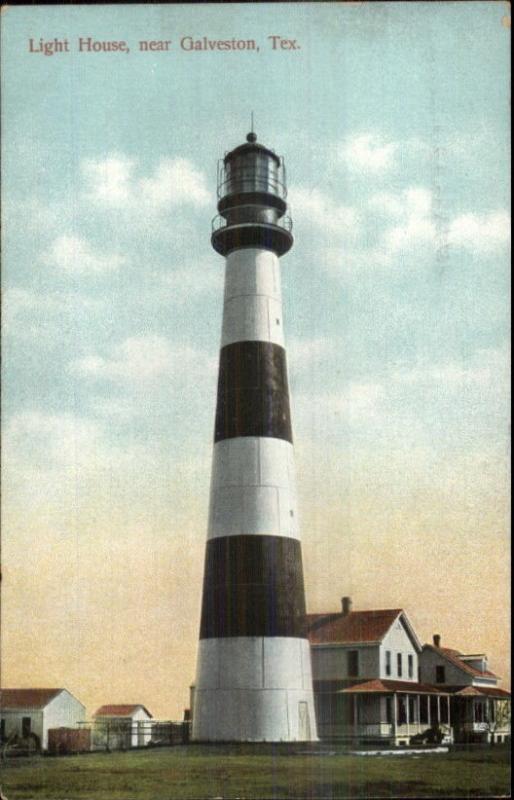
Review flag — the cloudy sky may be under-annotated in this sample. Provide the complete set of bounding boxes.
[2,3,510,718]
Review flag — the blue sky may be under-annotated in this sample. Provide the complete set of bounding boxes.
[1,3,510,716]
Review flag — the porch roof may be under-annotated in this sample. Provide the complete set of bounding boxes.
[338,679,449,696]
[449,686,511,699]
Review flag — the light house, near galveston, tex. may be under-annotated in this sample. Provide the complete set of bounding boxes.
[192,132,318,742]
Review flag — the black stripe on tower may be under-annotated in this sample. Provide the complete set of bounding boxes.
[199,535,307,639]
[214,341,292,443]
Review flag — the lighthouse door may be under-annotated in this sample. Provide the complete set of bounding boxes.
[298,702,311,740]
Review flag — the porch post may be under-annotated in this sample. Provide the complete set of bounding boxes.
[437,694,441,724]
[393,693,397,743]
[417,695,421,729]
[353,695,358,740]
[427,695,431,726]
[406,694,410,735]
[447,695,451,736]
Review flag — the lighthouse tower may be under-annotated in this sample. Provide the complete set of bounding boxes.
[192,133,317,742]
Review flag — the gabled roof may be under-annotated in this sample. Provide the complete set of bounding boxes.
[0,688,63,709]
[340,679,447,695]
[424,645,498,680]
[307,608,421,650]
[93,704,153,719]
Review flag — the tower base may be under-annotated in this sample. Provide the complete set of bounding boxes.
[192,637,318,742]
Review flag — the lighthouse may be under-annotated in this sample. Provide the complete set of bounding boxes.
[192,132,318,742]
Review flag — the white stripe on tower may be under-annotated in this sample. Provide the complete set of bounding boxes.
[192,134,317,742]
[221,248,284,348]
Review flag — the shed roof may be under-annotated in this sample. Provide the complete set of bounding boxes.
[93,704,153,719]
[0,688,63,709]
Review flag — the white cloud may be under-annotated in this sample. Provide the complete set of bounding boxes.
[338,382,385,420]
[43,235,126,274]
[161,265,221,296]
[375,188,437,254]
[139,158,210,206]
[82,154,134,206]
[288,336,335,367]
[369,187,433,220]
[320,187,436,275]
[448,211,510,254]
[309,185,509,279]
[290,186,360,238]
[393,347,510,391]
[82,154,209,210]
[71,334,216,385]
[2,409,159,512]
[4,411,104,471]
[339,133,399,174]
[296,382,385,428]
[89,396,138,422]
[2,287,103,340]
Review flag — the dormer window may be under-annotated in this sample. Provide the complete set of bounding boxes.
[436,665,446,683]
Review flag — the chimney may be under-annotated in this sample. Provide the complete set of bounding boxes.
[433,634,441,648]
[341,596,352,616]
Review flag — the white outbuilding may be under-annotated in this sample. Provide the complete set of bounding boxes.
[93,704,153,748]
[0,688,86,750]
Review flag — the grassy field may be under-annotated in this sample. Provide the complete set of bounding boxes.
[0,744,510,800]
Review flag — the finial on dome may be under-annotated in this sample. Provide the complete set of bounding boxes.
[247,111,257,142]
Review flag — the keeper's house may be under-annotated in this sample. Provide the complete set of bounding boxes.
[420,635,511,744]
[307,597,510,746]
[0,688,85,750]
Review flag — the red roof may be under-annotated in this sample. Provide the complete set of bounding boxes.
[94,704,152,718]
[426,645,498,679]
[307,609,403,645]
[449,685,511,699]
[0,688,63,709]
[340,679,447,695]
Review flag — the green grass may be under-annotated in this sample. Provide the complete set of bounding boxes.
[0,744,510,799]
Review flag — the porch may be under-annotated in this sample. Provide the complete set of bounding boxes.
[314,679,452,746]
[449,688,511,744]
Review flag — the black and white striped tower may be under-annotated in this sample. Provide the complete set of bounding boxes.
[192,133,317,742]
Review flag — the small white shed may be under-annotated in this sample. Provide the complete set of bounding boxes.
[93,704,153,748]
[0,688,86,750]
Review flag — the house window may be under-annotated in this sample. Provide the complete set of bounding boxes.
[408,654,414,679]
[440,698,449,723]
[22,717,31,737]
[397,653,403,677]
[435,665,446,683]
[385,650,391,676]
[420,696,429,724]
[409,696,417,722]
[347,650,359,677]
